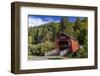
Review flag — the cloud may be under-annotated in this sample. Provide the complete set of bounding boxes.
[28,17,60,27]
[29,17,46,27]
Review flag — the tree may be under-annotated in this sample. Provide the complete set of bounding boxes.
[28,36,32,44]
[43,32,52,42]
[59,16,74,36]
[73,17,82,43]
[59,16,68,32]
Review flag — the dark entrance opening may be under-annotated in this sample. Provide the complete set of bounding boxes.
[59,41,69,51]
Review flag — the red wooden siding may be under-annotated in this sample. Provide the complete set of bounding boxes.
[69,39,79,53]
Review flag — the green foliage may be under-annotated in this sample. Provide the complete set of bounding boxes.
[28,16,88,58]
[59,17,68,32]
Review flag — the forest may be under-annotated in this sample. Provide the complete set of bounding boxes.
[28,16,88,58]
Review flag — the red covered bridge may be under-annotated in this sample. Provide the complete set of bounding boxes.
[55,33,79,54]
[45,33,79,56]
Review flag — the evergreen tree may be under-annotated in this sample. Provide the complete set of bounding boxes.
[60,16,68,32]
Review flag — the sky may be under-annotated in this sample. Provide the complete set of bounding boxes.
[28,15,84,27]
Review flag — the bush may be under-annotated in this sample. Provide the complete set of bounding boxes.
[28,41,54,56]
